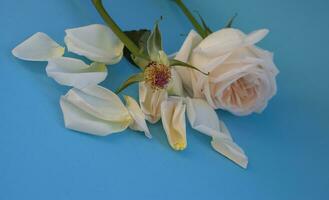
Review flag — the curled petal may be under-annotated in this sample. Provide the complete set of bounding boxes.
[65,24,124,64]
[161,97,187,151]
[174,30,203,93]
[139,82,167,123]
[124,95,151,138]
[186,97,248,168]
[12,32,64,61]
[46,57,107,89]
[245,29,269,46]
[211,121,248,169]
[60,85,132,136]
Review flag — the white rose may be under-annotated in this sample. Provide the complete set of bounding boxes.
[175,28,279,116]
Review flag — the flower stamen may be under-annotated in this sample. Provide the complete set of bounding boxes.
[144,61,171,90]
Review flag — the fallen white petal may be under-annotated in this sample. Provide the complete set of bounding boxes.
[124,95,152,138]
[161,97,187,151]
[60,85,132,136]
[12,32,64,61]
[186,97,224,138]
[186,97,248,168]
[211,121,248,169]
[46,57,107,89]
[65,24,124,64]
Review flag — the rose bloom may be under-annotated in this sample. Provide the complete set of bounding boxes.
[175,28,279,116]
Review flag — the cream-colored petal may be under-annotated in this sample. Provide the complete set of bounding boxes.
[249,45,279,75]
[124,95,151,138]
[211,121,248,169]
[65,24,124,64]
[161,97,187,151]
[185,98,224,138]
[139,82,167,123]
[245,29,269,46]
[175,30,202,63]
[195,28,268,58]
[174,30,203,94]
[12,32,64,61]
[60,96,130,136]
[64,85,131,122]
[194,28,245,57]
[46,57,107,89]
[185,97,247,168]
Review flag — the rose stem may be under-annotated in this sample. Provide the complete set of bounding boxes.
[173,0,206,38]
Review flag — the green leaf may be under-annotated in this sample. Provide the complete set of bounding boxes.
[147,22,163,61]
[169,59,209,75]
[123,29,151,68]
[225,13,238,28]
[115,73,145,93]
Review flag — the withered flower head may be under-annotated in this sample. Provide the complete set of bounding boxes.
[144,61,171,90]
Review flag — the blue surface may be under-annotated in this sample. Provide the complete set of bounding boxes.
[1,0,328,199]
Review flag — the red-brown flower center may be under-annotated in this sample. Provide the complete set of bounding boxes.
[144,62,171,90]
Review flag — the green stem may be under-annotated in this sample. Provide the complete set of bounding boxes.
[174,0,205,38]
[92,0,140,56]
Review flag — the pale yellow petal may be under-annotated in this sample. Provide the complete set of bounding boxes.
[12,32,64,61]
[161,97,187,151]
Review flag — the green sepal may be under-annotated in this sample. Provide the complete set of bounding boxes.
[196,12,212,37]
[147,22,163,62]
[225,13,238,28]
[115,73,145,93]
[169,59,209,75]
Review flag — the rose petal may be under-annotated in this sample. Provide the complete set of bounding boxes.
[161,97,187,151]
[195,28,268,58]
[124,95,152,138]
[186,97,248,168]
[194,28,245,57]
[12,32,64,61]
[245,29,269,46]
[46,57,107,89]
[65,24,124,64]
[139,82,167,123]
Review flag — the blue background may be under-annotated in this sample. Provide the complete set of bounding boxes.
[1,0,328,199]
